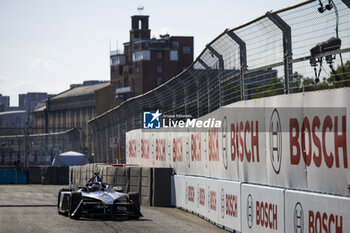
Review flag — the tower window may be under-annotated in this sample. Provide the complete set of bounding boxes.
[183,46,191,54]
[172,41,179,49]
[170,50,178,61]
[157,77,162,86]
[157,65,162,73]
[124,72,129,86]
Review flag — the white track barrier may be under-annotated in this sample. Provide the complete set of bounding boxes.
[285,190,350,233]
[127,88,350,231]
[173,175,350,233]
[127,88,350,196]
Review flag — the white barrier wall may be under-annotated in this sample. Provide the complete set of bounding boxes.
[206,178,219,223]
[173,175,242,232]
[173,175,350,233]
[226,100,268,185]
[184,176,196,212]
[217,180,241,232]
[241,184,284,233]
[264,94,307,190]
[302,90,349,195]
[126,130,140,165]
[126,88,350,196]
[194,177,207,217]
[285,190,350,233]
[173,175,185,208]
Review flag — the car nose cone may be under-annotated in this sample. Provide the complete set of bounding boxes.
[98,193,115,204]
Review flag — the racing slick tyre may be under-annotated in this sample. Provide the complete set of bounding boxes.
[57,188,72,215]
[128,192,140,211]
[69,191,82,219]
[128,192,141,219]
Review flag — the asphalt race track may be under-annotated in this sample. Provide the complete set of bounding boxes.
[0,185,227,233]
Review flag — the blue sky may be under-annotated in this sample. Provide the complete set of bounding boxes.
[0,0,301,106]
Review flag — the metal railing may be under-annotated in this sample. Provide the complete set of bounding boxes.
[89,0,350,163]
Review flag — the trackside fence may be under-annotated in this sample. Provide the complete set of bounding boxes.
[89,0,350,163]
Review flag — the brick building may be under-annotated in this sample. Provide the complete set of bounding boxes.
[110,15,194,104]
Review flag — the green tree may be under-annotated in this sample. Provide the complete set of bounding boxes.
[327,60,350,88]
[252,77,284,99]
[292,71,329,92]
[291,72,304,93]
[250,59,350,99]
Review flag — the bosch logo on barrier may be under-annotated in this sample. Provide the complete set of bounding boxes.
[309,210,343,233]
[256,201,278,230]
[187,186,195,203]
[191,132,202,162]
[155,138,166,161]
[270,108,282,174]
[209,191,217,211]
[247,194,253,229]
[220,188,238,220]
[128,139,137,158]
[141,139,150,159]
[294,202,304,233]
[290,115,348,168]
[221,188,225,219]
[172,137,183,162]
[226,193,238,218]
[230,121,260,163]
[208,128,219,162]
[143,110,162,129]
[222,116,228,169]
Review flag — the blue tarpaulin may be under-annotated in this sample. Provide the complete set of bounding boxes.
[0,169,27,184]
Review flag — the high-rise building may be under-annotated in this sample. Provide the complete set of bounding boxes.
[19,92,50,112]
[110,15,194,104]
[18,92,53,127]
[0,94,10,108]
[0,92,52,132]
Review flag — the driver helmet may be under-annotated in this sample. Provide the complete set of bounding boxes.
[91,183,101,191]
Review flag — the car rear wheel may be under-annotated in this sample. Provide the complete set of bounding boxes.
[69,191,82,219]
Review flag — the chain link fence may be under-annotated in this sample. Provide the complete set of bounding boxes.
[0,128,82,167]
[90,0,350,164]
